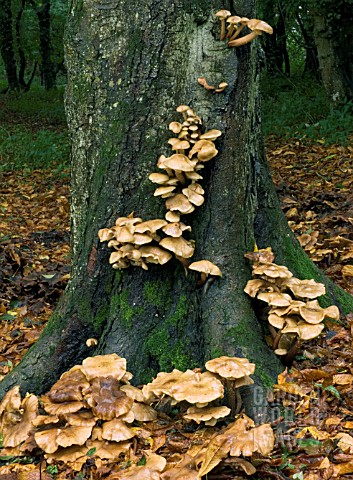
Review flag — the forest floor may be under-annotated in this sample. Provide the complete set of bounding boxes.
[0,137,353,478]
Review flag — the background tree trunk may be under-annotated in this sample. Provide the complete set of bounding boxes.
[1,0,353,416]
[0,0,19,91]
[34,0,56,89]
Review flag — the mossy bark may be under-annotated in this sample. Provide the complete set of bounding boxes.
[1,0,352,415]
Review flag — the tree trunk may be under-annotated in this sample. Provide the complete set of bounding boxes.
[310,3,353,104]
[1,0,353,415]
[296,13,320,79]
[35,0,56,89]
[0,0,19,91]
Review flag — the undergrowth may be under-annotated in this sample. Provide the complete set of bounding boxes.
[261,74,353,145]
[0,83,69,174]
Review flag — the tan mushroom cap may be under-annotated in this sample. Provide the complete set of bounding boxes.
[48,369,90,403]
[41,395,85,415]
[139,245,173,265]
[102,419,136,442]
[149,173,172,184]
[286,278,325,299]
[120,385,146,403]
[165,210,181,223]
[131,402,158,422]
[172,140,191,151]
[188,260,222,277]
[134,219,168,234]
[45,444,90,468]
[169,370,224,404]
[205,356,256,379]
[247,18,273,34]
[169,121,182,134]
[142,369,184,398]
[183,405,231,424]
[56,425,93,449]
[98,228,114,242]
[84,376,134,420]
[199,129,222,141]
[1,394,38,448]
[244,247,275,264]
[81,353,127,381]
[165,193,195,214]
[253,262,293,279]
[270,300,305,317]
[162,222,191,237]
[85,439,131,460]
[182,187,204,206]
[282,321,324,340]
[154,186,176,197]
[65,411,96,427]
[244,278,275,298]
[299,300,328,324]
[215,9,231,19]
[0,385,21,417]
[159,236,195,259]
[163,154,195,172]
[257,291,292,306]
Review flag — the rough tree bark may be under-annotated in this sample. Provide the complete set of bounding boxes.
[1,0,352,413]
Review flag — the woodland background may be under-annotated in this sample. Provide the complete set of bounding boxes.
[0,0,353,478]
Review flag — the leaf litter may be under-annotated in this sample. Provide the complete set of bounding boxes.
[1,137,353,478]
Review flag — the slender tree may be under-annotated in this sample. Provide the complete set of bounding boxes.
[1,0,352,412]
[0,0,19,91]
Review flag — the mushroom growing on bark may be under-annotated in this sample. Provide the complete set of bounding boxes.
[228,18,273,47]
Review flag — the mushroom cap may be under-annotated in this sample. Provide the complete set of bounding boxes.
[81,353,127,381]
[286,278,325,299]
[134,219,168,234]
[162,222,191,238]
[154,186,176,197]
[165,194,195,214]
[65,411,96,427]
[199,129,222,141]
[282,321,324,340]
[41,395,85,415]
[84,376,134,420]
[159,236,195,258]
[131,402,158,422]
[139,245,172,265]
[176,105,190,113]
[102,419,136,442]
[247,18,273,34]
[183,405,230,424]
[163,154,195,172]
[188,260,222,277]
[85,439,131,460]
[2,394,38,448]
[169,370,224,404]
[149,173,171,184]
[171,140,190,151]
[227,15,242,24]
[205,356,255,379]
[182,187,204,206]
[48,369,90,403]
[56,425,93,449]
[257,291,292,306]
[244,247,275,264]
[299,300,327,324]
[253,262,293,279]
[244,278,276,297]
[142,369,184,397]
[169,121,182,133]
[165,211,181,223]
[215,9,231,19]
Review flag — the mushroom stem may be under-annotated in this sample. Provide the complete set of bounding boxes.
[228,31,259,47]
[235,389,243,415]
[272,330,282,351]
[268,325,277,340]
[284,338,301,366]
[197,272,208,286]
[228,23,246,41]
[226,379,236,415]
[220,19,227,41]
[175,171,186,185]
[203,276,215,294]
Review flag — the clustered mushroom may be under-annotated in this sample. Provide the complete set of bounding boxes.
[0,354,274,478]
[215,10,273,47]
[0,354,157,471]
[98,106,222,286]
[244,247,340,364]
[143,355,255,422]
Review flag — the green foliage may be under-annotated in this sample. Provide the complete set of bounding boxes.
[0,85,69,173]
[0,126,69,172]
[261,75,353,144]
